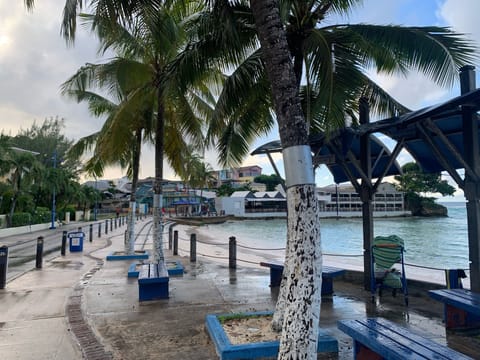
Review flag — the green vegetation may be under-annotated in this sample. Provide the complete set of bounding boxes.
[254,174,284,191]
[394,162,455,216]
[0,119,101,227]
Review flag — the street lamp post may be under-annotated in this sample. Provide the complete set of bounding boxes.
[50,150,57,229]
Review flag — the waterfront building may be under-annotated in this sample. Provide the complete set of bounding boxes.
[215,182,410,218]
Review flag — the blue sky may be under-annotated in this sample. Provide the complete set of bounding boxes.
[0,1,479,200]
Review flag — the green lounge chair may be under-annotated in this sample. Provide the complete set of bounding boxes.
[370,235,408,306]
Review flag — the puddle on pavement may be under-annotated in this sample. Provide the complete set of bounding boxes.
[50,260,83,269]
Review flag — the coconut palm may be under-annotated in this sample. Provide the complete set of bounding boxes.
[206,0,477,162]
[79,2,220,262]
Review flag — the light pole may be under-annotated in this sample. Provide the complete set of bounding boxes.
[94,177,98,221]
[50,150,57,229]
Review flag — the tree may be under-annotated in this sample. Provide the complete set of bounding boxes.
[395,162,455,216]
[395,162,456,196]
[254,174,284,191]
[207,0,476,162]
[250,1,322,358]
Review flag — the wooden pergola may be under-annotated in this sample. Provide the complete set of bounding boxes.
[252,66,480,291]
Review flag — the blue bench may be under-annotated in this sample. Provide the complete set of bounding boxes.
[429,288,480,331]
[138,262,169,301]
[338,318,472,360]
[259,262,345,295]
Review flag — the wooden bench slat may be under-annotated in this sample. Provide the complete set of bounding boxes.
[338,318,472,360]
[429,289,480,315]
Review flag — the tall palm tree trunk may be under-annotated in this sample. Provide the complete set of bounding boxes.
[152,93,165,264]
[250,0,322,358]
[127,129,143,255]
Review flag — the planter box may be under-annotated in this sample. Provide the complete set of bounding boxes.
[205,311,338,360]
[106,250,149,261]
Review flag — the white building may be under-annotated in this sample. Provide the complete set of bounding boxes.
[215,183,410,218]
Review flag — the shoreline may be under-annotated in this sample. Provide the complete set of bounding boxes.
[171,223,469,290]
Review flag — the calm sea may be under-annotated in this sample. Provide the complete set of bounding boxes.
[204,202,469,270]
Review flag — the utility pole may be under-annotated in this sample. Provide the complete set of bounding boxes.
[50,150,57,229]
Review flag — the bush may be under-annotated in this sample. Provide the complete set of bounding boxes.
[32,207,50,224]
[10,212,32,227]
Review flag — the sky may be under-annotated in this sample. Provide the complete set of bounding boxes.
[1,0,479,200]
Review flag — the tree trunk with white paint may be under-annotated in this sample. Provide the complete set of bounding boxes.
[250,0,322,358]
[126,201,136,255]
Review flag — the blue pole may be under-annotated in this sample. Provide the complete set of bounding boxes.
[50,150,57,229]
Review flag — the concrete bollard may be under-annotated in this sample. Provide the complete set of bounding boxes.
[173,230,178,256]
[61,231,67,256]
[36,236,44,269]
[0,245,8,289]
[229,236,236,269]
[89,224,93,242]
[190,233,196,262]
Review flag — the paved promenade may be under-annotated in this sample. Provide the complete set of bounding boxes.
[1,217,480,359]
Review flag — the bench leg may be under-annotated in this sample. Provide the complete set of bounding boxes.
[353,340,383,360]
[270,268,282,287]
[445,304,480,330]
[321,278,334,296]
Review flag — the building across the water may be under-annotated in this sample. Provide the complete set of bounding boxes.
[215,182,410,218]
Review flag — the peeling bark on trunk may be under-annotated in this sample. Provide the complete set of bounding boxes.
[250,0,322,358]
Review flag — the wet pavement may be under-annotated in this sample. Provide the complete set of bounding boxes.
[1,218,480,359]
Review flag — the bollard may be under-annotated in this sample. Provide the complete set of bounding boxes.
[169,226,173,250]
[229,236,236,269]
[190,233,197,262]
[115,217,117,229]
[105,219,108,234]
[36,236,44,269]
[110,218,113,232]
[61,231,67,256]
[173,230,178,256]
[89,224,93,242]
[0,245,8,289]
[98,222,101,238]
[78,226,82,233]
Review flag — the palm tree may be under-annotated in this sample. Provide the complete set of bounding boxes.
[207,0,476,160]
[61,60,154,254]
[79,2,219,262]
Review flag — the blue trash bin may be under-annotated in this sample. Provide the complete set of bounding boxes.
[68,231,84,252]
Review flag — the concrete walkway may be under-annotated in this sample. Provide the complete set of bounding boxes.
[1,217,480,359]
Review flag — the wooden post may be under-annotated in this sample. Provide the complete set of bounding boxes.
[229,236,237,269]
[460,65,480,292]
[173,230,178,255]
[190,233,197,262]
[359,97,374,291]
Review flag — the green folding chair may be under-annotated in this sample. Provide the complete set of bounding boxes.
[371,235,408,306]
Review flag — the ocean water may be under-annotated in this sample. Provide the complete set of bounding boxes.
[204,202,469,270]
